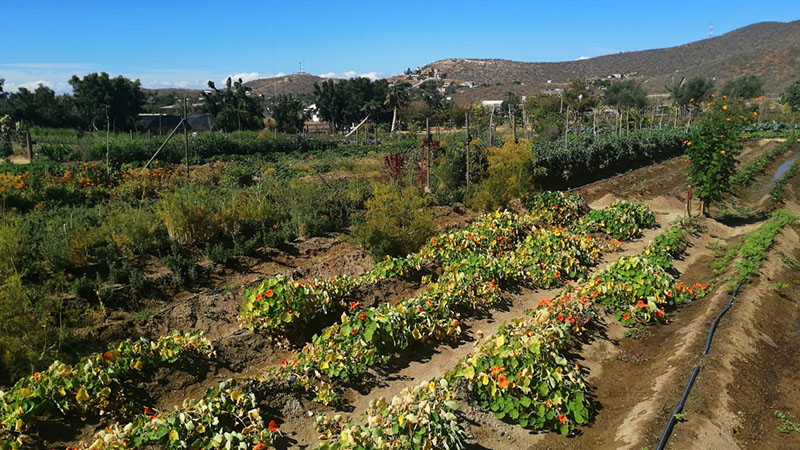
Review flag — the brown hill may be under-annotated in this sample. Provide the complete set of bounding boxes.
[244,73,332,98]
[424,20,800,102]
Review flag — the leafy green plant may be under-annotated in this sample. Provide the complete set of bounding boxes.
[0,331,214,447]
[353,184,434,258]
[773,410,800,434]
[162,243,198,288]
[578,200,657,240]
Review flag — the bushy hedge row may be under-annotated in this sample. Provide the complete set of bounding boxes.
[534,128,688,189]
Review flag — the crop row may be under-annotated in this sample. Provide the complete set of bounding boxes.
[0,331,214,450]
[79,194,651,449]
[731,136,797,187]
[316,217,707,448]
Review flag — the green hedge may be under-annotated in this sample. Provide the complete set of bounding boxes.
[534,128,688,189]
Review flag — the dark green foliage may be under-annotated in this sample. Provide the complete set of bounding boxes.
[783,81,800,112]
[69,72,144,131]
[604,80,647,109]
[163,243,199,288]
[721,74,764,99]
[535,128,687,189]
[71,275,98,301]
[205,242,231,266]
[202,77,264,132]
[272,94,309,133]
[313,78,391,132]
[667,76,714,106]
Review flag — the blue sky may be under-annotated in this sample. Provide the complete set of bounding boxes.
[1,0,797,92]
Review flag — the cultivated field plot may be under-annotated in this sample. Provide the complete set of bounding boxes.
[2,137,800,450]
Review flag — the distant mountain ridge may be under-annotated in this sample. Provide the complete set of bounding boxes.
[142,20,800,104]
[423,20,800,102]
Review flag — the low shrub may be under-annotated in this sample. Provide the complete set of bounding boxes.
[354,184,434,258]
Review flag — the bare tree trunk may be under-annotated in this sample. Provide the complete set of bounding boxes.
[390,107,397,133]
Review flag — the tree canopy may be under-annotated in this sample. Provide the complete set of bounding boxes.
[202,77,264,132]
[603,80,647,109]
[667,76,714,106]
[272,94,309,133]
[69,72,144,131]
[781,81,800,112]
[721,75,764,100]
[313,77,390,132]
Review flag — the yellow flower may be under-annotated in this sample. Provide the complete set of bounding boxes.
[753,112,758,117]
[722,105,728,110]
[720,150,726,155]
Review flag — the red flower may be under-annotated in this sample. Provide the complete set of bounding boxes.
[554,272,561,278]
[358,312,367,321]
[558,414,567,424]
[268,420,279,433]
[636,300,645,308]
[149,415,157,422]
[497,375,509,389]
[256,293,263,301]
[102,351,113,360]
[417,306,424,312]
[622,313,630,320]
[567,316,576,324]
[553,204,559,210]
[557,315,565,322]
[33,372,41,379]
[265,289,274,298]
[144,407,153,415]
[281,358,287,365]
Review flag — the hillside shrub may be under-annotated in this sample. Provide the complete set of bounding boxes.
[354,184,434,258]
[469,136,539,210]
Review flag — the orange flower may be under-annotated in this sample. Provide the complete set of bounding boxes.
[490,366,505,376]
[753,112,758,117]
[720,150,726,155]
[722,105,728,111]
[33,372,40,379]
[559,414,567,423]
[636,300,645,308]
[265,289,274,298]
[622,313,630,320]
[254,442,268,450]
[497,375,509,389]
[256,293,263,301]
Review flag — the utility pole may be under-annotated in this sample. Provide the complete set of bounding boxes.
[509,104,517,142]
[184,97,189,178]
[465,111,471,188]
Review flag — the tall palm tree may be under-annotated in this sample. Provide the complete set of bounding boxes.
[385,82,410,133]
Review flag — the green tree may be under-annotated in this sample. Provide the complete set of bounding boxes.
[69,72,145,131]
[721,74,764,100]
[667,76,714,106]
[501,91,523,121]
[603,80,647,109]
[385,82,410,132]
[313,77,390,133]
[272,94,308,133]
[4,84,77,128]
[524,93,563,141]
[202,77,264,132]
[686,101,749,214]
[564,79,599,134]
[782,81,800,112]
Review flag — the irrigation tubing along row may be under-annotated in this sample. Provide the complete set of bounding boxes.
[656,281,743,450]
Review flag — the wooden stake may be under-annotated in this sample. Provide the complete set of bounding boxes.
[184,97,189,178]
[465,111,471,188]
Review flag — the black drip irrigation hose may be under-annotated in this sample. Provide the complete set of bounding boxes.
[655,281,743,450]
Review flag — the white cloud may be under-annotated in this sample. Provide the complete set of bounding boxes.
[221,72,260,84]
[16,80,53,90]
[316,70,384,80]
[576,56,590,61]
